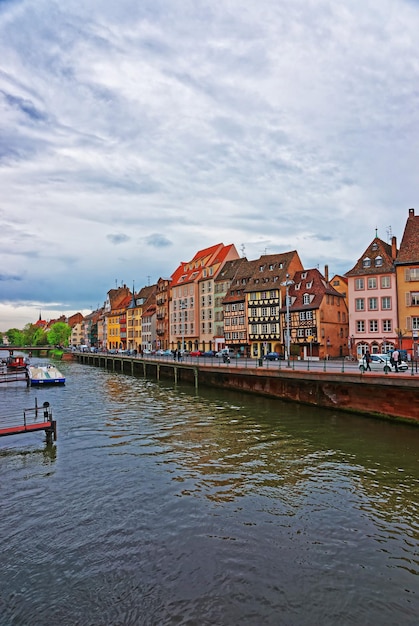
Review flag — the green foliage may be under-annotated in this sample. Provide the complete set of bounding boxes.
[47,322,71,347]
[6,328,25,345]
[33,327,48,345]
[22,323,47,346]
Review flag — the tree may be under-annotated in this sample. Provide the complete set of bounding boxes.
[47,322,71,347]
[23,323,41,346]
[33,327,48,346]
[6,328,24,346]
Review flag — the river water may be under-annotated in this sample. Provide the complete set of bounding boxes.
[0,358,418,625]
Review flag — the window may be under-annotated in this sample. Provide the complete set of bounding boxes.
[355,298,365,311]
[411,317,419,330]
[261,307,268,316]
[299,311,306,320]
[406,268,419,281]
[374,256,383,266]
[363,257,371,268]
[261,324,268,333]
[270,306,277,315]
[297,328,305,338]
[381,296,391,310]
[383,319,392,332]
[368,297,378,310]
[381,276,391,288]
[357,320,365,332]
[270,291,276,298]
[369,320,378,332]
[411,292,419,306]
[303,294,310,305]
[355,278,365,290]
[367,277,377,289]
[306,311,313,320]
[270,324,277,333]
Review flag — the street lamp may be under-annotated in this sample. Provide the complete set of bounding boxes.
[281,274,294,366]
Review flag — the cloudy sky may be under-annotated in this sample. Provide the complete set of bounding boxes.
[1,0,418,331]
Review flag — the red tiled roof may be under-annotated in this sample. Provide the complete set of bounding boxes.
[282,267,344,311]
[395,208,419,264]
[345,237,396,277]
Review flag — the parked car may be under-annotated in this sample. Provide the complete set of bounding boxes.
[358,353,408,373]
[263,352,282,361]
[201,350,216,357]
[215,348,236,358]
[189,350,202,357]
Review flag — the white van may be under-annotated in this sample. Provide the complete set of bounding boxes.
[215,348,236,358]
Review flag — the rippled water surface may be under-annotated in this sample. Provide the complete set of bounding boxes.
[1,359,418,625]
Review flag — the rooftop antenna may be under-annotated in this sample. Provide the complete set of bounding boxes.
[147,275,150,286]
[240,243,246,258]
[386,226,392,243]
[115,279,118,288]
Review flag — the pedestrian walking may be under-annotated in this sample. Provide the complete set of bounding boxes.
[364,350,372,371]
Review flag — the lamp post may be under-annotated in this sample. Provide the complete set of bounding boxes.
[281,274,294,367]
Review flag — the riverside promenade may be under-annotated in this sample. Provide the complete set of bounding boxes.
[73,352,419,424]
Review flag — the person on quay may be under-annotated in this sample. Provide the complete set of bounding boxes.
[391,349,400,372]
[364,350,372,371]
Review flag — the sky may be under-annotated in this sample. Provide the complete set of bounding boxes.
[1,0,419,332]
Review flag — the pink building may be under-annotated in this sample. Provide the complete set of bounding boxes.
[345,235,398,356]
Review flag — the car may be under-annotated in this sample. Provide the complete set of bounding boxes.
[201,350,216,357]
[215,349,236,358]
[358,353,408,373]
[189,350,202,357]
[263,352,282,361]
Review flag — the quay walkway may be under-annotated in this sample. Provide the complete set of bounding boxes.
[73,352,419,424]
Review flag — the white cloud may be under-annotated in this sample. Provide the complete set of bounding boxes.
[1,0,418,330]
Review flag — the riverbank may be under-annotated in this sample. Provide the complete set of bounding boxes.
[74,353,419,424]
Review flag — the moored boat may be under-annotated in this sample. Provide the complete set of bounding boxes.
[4,355,28,371]
[28,364,65,386]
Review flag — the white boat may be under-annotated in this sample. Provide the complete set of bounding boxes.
[28,364,66,386]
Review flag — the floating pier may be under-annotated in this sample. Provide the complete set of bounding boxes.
[0,369,30,386]
[0,400,57,444]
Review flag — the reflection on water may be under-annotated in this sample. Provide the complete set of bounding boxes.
[0,359,418,625]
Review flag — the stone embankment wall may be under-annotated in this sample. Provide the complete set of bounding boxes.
[75,354,419,424]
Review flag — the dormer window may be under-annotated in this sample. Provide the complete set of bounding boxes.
[306,282,312,289]
[372,243,378,251]
[294,283,301,290]
[303,293,310,305]
[301,272,307,279]
[374,256,383,267]
[363,257,371,268]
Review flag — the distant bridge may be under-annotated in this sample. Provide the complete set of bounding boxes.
[0,345,55,354]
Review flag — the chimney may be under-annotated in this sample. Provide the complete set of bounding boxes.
[409,208,415,217]
[391,236,397,260]
[324,264,329,282]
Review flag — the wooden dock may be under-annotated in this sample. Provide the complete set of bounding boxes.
[0,400,57,443]
[0,369,29,385]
